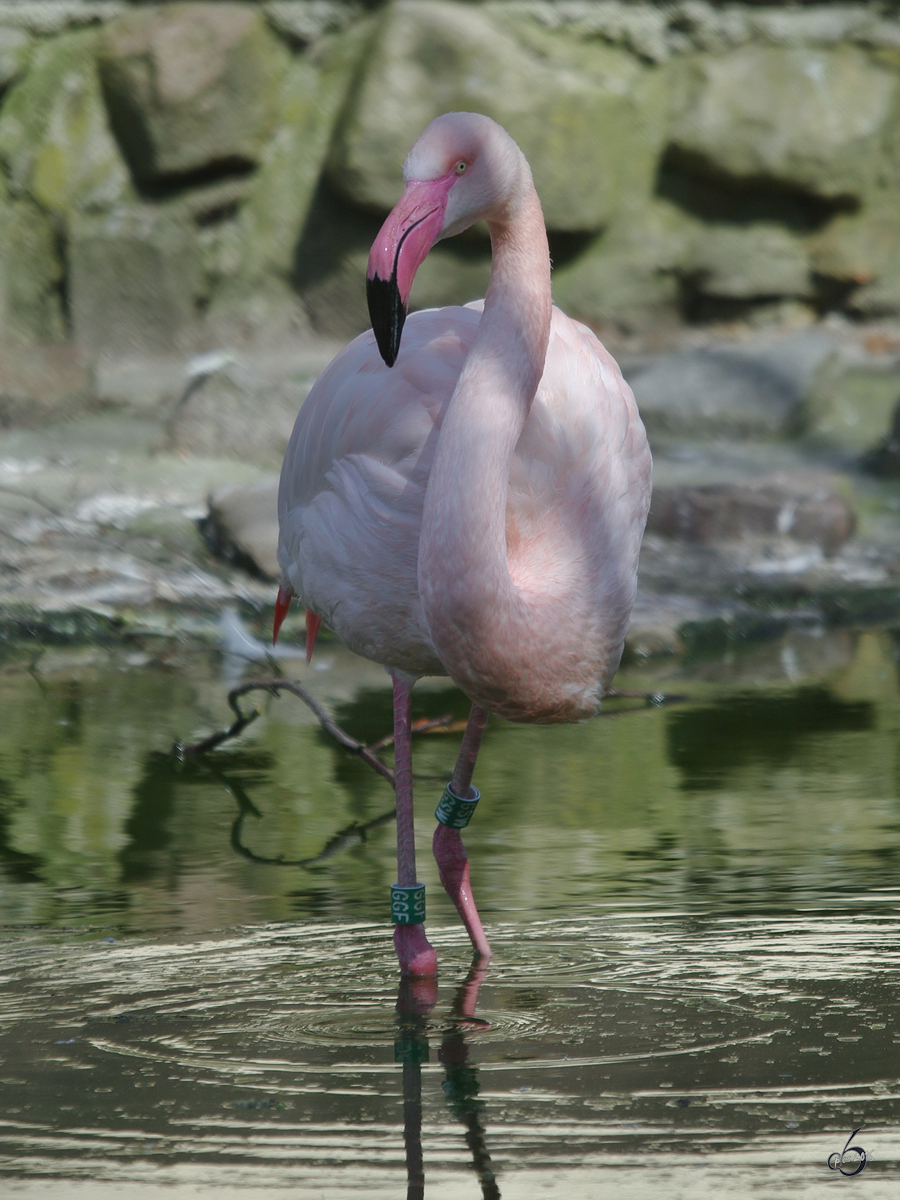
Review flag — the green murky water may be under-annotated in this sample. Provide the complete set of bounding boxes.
[1,625,900,1196]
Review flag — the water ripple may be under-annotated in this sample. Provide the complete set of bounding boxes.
[2,912,900,1193]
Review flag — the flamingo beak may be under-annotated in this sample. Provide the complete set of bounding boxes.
[367,175,455,367]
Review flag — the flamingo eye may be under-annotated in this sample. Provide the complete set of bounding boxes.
[454,160,468,175]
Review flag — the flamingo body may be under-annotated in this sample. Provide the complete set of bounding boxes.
[278,300,649,720]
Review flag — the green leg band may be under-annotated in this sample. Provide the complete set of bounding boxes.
[435,783,480,829]
[390,883,426,924]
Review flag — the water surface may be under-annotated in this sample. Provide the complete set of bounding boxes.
[1,625,899,1195]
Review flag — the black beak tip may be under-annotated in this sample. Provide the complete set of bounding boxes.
[367,274,407,369]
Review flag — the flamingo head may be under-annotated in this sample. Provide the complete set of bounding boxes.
[366,112,521,367]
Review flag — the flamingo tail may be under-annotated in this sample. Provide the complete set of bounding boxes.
[273,581,293,644]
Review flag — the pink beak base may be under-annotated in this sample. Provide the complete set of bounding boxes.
[366,173,456,366]
[368,174,455,302]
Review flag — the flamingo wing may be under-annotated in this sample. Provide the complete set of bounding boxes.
[277,306,479,674]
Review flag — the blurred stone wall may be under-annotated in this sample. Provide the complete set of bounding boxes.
[1,0,899,359]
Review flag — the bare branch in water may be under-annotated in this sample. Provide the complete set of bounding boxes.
[172,678,680,769]
[172,700,262,756]
[173,677,396,785]
[170,676,683,871]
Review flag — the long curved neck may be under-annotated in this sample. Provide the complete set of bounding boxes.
[417,173,552,713]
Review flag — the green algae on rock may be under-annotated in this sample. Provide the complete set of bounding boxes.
[668,43,900,203]
[0,29,132,217]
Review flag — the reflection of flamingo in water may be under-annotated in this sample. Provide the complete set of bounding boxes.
[397,968,499,1200]
[276,112,651,977]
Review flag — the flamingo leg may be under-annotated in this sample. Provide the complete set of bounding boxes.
[433,704,492,963]
[391,672,438,978]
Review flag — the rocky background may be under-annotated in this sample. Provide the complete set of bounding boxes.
[0,0,899,656]
[3,0,900,356]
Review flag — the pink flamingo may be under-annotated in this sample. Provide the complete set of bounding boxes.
[276,113,651,978]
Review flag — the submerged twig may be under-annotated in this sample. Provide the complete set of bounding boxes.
[168,670,689,883]
[172,679,682,766]
[173,677,396,785]
[171,678,686,870]
[171,682,463,866]
[172,698,262,756]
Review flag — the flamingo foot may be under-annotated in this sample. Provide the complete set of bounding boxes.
[433,824,492,961]
[394,922,438,978]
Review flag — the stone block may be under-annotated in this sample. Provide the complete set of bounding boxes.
[810,367,900,455]
[808,191,900,277]
[69,205,199,355]
[0,28,132,216]
[0,194,66,345]
[296,239,379,341]
[686,223,810,300]
[0,3,129,37]
[327,0,668,231]
[552,198,696,332]
[851,264,900,318]
[0,343,91,427]
[207,19,372,345]
[625,333,836,439]
[861,394,900,478]
[807,189,900,316]
[668,43,899,203]
[203,478,279,580]
[98,2,289,185]
[648,474,856,555]
[167,365,309,465]
[263,1,359,48]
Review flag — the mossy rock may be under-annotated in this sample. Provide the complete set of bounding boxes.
[328,0,669,232]
[668,43,899,203]
[0,194,66,344]
[0,29,132,217]
[551,198,695,332]
[69,205,200,355]
[296,230,373,342]
[805,366,900,454]
[207,19,374,345]
[0,25,32,93]
[626,333,837,440]
[807,188,900,315]
[686,223,811,300]
[851,261,900,316]
[98,2,290,185]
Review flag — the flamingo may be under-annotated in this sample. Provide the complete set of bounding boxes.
[275,113,651,978]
